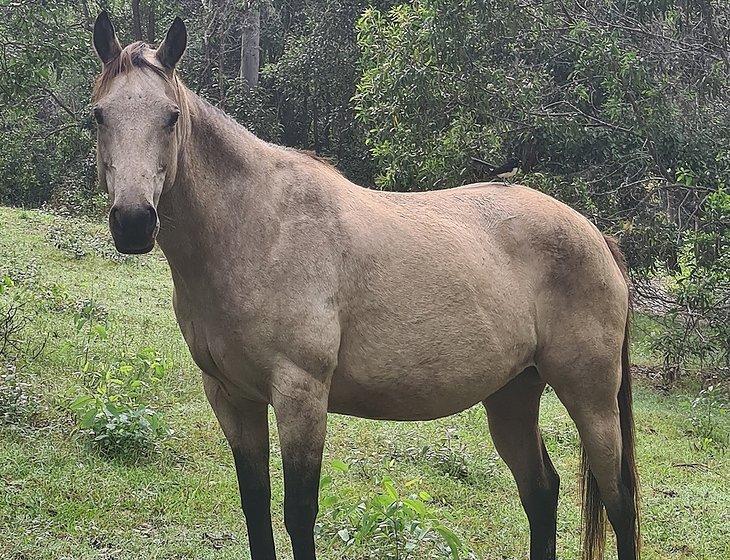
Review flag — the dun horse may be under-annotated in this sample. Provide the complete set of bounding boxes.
[91,13,639,560]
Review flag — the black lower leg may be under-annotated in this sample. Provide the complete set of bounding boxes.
[522,476,559,557]
[233,448,276,560]
[283,461,320,560]
[520,442,559,560]
[522,483,559,560]
[605,484,638,560]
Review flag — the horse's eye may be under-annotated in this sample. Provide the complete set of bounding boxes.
[167,110,180,127]
[93,107,104,125]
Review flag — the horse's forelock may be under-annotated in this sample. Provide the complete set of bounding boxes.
[92,42,171,101]
[92,41,191,148]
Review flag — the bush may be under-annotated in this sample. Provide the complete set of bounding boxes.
[69,303,172,456]
[0,275,40,428]
[641,188,729,380]
[0,362,34,428]
[390,429,472,482]
[689,384,728,452]
[69,397,169,456]
[68,345,172,457]
[317,460,474,559]
[0,276,28,361]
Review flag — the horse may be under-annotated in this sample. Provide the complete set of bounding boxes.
[91,12,640,560]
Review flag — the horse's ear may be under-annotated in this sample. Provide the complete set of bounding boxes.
[93,11,122,65]
[156,17,187,70]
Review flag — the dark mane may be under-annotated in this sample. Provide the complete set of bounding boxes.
[295,149,339,169]
[92,42,170,101]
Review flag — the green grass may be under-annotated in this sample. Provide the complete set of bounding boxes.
[1,206,728,559]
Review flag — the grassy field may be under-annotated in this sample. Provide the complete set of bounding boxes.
[0,206,728,560]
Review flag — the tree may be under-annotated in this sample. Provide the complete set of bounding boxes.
[240,4,260,88]
[355,0,729,373]
[131,0,143,41]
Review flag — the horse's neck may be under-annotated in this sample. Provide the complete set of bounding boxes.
[156,93,278,278]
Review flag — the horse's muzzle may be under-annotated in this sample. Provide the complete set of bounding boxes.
[109,203,159,254]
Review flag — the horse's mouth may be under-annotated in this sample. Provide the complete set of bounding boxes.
[115,241,155,254]
[111,228,158,255]
[111,221,159,255]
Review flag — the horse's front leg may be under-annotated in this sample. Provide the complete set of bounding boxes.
[271,363,329,560]
[202,374,276,560]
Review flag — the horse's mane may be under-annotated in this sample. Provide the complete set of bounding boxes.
[292,149,342,173]
[92,42,341,177]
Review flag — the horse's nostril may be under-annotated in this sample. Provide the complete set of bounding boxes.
[109,206,123,231]
[109,204,157,251]
[146,206,158,234]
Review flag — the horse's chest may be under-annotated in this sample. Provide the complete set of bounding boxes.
[173,291,272,402]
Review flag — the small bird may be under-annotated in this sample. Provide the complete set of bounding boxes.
[496,165,519,180]
[471,157,520,181]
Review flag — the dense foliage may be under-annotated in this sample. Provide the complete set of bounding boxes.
[355,0,729,374]
[0,0,727,375]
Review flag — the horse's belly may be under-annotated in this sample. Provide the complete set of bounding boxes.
[327,373,504,420]
[329,331,534,421]
[330,273,537,420]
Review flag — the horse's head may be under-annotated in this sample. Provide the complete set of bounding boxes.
[92,12,187,254]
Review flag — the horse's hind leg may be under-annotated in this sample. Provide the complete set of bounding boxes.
[542,352,639,560]
[484,367,559,560]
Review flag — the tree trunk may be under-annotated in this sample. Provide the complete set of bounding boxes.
[239,6,260,88]
[80,0,94,31]
[146,1,156,44]
[219,23,227,109]
[131,0,143,41]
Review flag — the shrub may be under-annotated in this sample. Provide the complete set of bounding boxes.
[0,275,40,428]
[0,275,31,361]
[68,346,172,457]
[69,396,169,456]
[390,429,472,482]
[0,362,34,428]
[689,384,728,452]
[69,305,172,456]
[317,460,474,559]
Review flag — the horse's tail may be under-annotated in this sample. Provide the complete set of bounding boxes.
[581,235,640,560]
